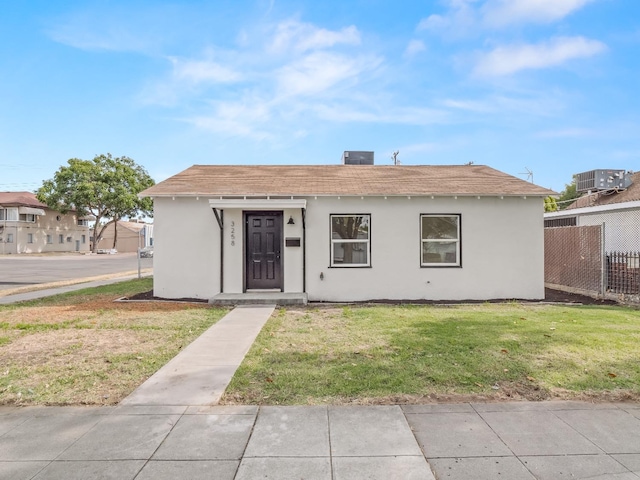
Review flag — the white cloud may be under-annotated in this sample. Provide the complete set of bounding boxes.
[482,0,595,27]
[417,14,449,31]
[474,36,606,76]
[417,0,595,34]
[417,1,478,34]
[186,100,273,140]
[169,57,242,84]
[276,52,381,97]
[269,19,360,54]
[404,40,426,58]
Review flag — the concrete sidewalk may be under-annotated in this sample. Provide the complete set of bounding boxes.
[1,401,639,479]
[0,272,151,305]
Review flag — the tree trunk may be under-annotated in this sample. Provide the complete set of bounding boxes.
[92,223,99,253]
[112,220,118,249]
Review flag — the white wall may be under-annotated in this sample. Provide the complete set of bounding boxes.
[153,197,220,299]
[153,195,546,301]
[303,196,545,301]
[578,209,640,251]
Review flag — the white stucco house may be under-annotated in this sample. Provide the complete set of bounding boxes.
[140,163,554,303]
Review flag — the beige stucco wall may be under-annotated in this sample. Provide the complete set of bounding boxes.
[152,195,545,301]
[0,208,89,254]
[96,222,152,252]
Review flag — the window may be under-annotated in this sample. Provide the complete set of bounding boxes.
[81,235,86,244]
[421,214,461,267]
[47,234,53,244]
[330,214,371,267]
[27,233,33,243]
[19,214,36,222]
[66,236,72,243]
[6,233,13,243]
[544,217,577,228]
[78,219,89,226]
[0,208,18,221]
[59,234,64,244]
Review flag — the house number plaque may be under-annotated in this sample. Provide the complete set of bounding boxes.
[230,220,236,246]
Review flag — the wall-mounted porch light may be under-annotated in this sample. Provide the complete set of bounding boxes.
[287,216,295,225]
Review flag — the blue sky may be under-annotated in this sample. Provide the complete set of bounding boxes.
[1,0,639,193]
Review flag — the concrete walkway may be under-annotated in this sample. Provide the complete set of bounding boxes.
[120,305,275,406]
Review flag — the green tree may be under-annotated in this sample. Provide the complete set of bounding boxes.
[37,154,155,253]
[544,196,558,212]
[556,178,582,210]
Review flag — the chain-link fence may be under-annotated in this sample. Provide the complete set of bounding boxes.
[545,225,603,296]
[545,209,640,301]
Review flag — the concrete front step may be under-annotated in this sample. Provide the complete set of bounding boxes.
[209,292,308,306]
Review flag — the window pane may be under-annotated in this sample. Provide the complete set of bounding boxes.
[422,216,458,240]
[333,242,369,265]
[5,209,18,221]
[332,216,369,240]
[422,241,458,264]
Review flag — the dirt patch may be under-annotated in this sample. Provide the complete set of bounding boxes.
[542,288,619,305]
[0,293,221,406]
[124,290,208,303]
[126,288,619,306]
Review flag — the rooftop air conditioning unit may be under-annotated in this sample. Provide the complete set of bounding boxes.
[341,151,374,165]
[575,169,632,193]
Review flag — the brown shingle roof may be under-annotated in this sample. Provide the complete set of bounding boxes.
[566,172,640,209]
[0,191,47,208]
[142,165,555,197]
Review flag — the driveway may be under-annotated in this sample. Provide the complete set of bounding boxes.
[0,253,152,291]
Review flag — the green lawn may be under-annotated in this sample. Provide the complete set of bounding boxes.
[223,303,640,404]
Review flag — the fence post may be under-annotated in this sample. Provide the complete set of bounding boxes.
[600,222,606,297]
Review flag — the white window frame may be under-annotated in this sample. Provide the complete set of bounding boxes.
[59,234,64,244]
[46,234,53,244]
[6,233,14,243]
[19,214,36,223]
[27,233,34,244]
[330,214,371,267]
[420,214,461,267]
[0,208,18,221]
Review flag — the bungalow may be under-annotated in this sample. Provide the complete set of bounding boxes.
[0,191,90,254]
[140,162,554,302]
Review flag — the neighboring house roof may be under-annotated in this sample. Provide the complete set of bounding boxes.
[142,165,555,198]
[0,191,47,208]
[565,172,640,210]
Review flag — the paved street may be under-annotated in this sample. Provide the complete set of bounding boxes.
[0,253,152,291]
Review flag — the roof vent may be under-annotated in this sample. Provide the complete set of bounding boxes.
[342,151,374,165]
[575,169,632,192]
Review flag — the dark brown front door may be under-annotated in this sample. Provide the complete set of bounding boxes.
[245,212,283,290]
